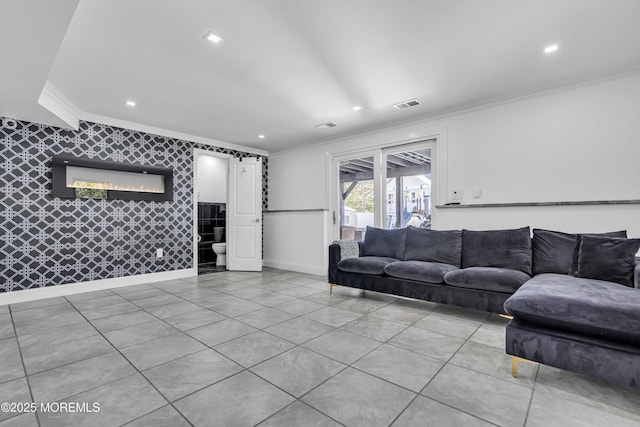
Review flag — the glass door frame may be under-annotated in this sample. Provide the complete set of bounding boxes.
[381,140,437,230]
[330,139,438,241]
[330,149,382,241]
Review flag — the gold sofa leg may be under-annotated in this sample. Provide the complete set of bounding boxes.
[500,315,538,378]
[511,356,537,378]
[501,315,537,378]
[329,284,336,294]
[512,356,520,377]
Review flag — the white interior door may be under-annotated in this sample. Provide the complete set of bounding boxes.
[228,157,262,271]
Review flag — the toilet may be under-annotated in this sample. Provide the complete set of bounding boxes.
[213,227,224,243]
[212,243,226,266]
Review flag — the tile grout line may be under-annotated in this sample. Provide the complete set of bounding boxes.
[107,279,324,420]
[253,400,347,427]
[9,278,406,426]
[378,310,469,426]
[245,292,432,425]
[140,279,355,425]
[7,276,290,359]
[8,306,42,427]
[287,297,455,425]
[59,297,197,427]
[14,280,330,424]
[387,309,502,427]
[6,271,521,426]
[522,360,542,427]
[139,277,365,424]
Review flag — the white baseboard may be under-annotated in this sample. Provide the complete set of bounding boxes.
[0,269,197,305]
[263,259,326,276]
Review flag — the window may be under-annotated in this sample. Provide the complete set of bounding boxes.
[332,140,436,240]
[384,147,431,230]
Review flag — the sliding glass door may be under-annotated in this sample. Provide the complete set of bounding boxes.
[331,141,434,240]
[334,152,380,241]
[383,146,432,230]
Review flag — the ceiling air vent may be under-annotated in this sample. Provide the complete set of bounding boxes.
[393,99,421,110]
[315,122,337,129]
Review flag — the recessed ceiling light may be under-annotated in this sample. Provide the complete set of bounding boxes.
[204,31,223,44]
[258,134,265,139]
[352,105,363,111]
[544,44,558,54]
[125,100,136,107]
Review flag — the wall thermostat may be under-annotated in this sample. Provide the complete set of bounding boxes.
[2,118,18,130]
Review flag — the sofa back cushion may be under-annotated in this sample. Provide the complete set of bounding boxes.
[462,227,532,275]
[570,230,627,275]
[403,227,462,266]
[575,235,640,287]
[361,226,406,259]
[532,228,627,275]
[532,229,578,275]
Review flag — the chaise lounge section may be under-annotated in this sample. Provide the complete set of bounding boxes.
[504,231,640,390]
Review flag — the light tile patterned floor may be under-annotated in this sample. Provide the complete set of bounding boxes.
[1,268,640,426]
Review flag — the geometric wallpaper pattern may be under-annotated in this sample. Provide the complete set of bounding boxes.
[0,119,268,292]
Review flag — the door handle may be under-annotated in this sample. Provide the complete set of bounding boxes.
[254,218,260,223]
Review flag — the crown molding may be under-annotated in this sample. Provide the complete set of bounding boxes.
[38,80,269,156]
[38,81,81,129]
[80,111,269,156]
[272,66,640,155]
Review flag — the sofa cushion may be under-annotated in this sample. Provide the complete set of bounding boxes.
[504,273,640,345]
[569,230,628,275]
[532,229,580,275]
[444,267,531,293]
[575,235,640,287]
[361,226,406,259]
[384,261,458,284]
[337,256,399,275]
[531,228,626,275]
[461,227,532,275]
[403,227,462,266]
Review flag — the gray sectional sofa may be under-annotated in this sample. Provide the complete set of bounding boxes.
[329,226,536,313]
[328,226,640,390]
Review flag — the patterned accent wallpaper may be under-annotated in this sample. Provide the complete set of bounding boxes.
[0,119,268,292]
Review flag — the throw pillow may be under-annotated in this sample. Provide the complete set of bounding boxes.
[575,235,640,287]
[569,230,627,275]
[461,227,532,275]
[532,229,626,275]
[403,227,462,266]
[361,226,406,259]
[532,229,578,275]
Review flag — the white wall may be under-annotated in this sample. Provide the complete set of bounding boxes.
[265,73,640,274]
[269,151,328,210]
[263,211,328,275]
[197,154,227,203]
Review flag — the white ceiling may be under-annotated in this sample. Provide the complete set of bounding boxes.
[5,0,640,153]
[0,0,79,127]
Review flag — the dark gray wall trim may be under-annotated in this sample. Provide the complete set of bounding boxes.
[265,209,329,213]
[436,200,640,209]
[0,119,268,292]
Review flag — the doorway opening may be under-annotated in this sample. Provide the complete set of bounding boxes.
[193,150,264,274]
[197,202,227,274]
[193,150,231,275]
